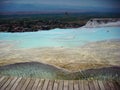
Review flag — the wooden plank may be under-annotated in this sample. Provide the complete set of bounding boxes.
[32,79,40,90]
[102,81,111,90]
[26,78,36,90]
[98,81,105,90]
[73,80,79,90]
[0,77,13,90]
[42,79,49,90]
[83,80,89,90]
[16,77,26,90]
[0,76,9,88]
[107,81,115,90]
[114,82,120,90]
[37,79,45,90]
[93,80,100,90]
[117,81,120,86]
[0,76,5,83]
[79,80,84,90]
[6,77,18,90]
[58,80,63,90]
[1,76,120,90]
[47,80,54,90]
[63,80,68,90]
[110,81,120,90]
[10,77,22,90]
[53,80,59,90]
[88,80,95,90]
[68,80,74,90]
[20,78,31,90]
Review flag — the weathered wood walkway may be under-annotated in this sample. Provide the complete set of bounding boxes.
[0,76,120,90]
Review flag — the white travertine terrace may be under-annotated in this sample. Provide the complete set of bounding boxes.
[83,18,120,28]
[0,40,120,71]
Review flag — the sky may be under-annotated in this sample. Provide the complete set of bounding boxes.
[0,0,120,13]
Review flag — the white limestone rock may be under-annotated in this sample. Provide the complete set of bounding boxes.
[83,18,120,28]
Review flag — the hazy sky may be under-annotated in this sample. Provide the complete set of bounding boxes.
[0,0,120,12]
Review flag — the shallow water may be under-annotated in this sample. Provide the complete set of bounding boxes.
[0,62,120,80]
[0,27,120,48]
[0,27,120,80]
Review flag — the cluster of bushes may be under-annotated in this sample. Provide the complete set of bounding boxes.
[0,14,87,32]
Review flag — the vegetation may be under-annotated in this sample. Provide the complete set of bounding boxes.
[0,13,87,32]
[0,12,120,32]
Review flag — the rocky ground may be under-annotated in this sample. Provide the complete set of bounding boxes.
[0,39,120,71]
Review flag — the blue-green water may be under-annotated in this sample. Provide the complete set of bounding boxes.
[0,27,120,48]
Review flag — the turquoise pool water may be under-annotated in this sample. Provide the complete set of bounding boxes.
[0,27,120,48]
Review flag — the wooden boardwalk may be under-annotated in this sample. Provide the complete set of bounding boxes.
[0,76,120,90]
